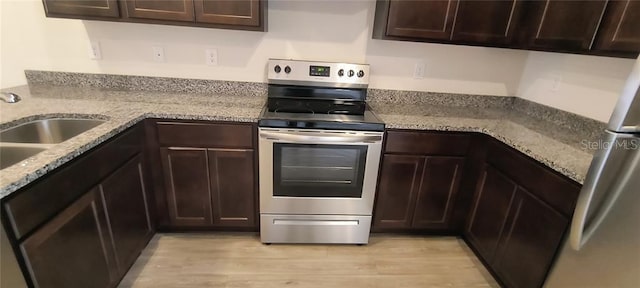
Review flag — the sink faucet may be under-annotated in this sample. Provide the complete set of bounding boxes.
[0,92,21,103]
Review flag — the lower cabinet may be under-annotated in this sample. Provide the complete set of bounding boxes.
[160,147,255,228]
[20,188,117,288]
[153,120,257,229]
[374,155,465,230]
[100,155,153,273]
[465,149,577,288]
[492,189,568,288]
[466,165,518,260]
[372,130,470,232]
[2,123,154,288]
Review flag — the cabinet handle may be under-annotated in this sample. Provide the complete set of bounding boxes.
[273,219,359,226]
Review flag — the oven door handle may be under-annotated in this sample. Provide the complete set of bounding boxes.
[259,131,382,144]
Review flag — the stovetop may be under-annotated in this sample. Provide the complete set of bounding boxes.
[258,59,385,132]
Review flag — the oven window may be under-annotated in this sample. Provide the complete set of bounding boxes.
[273,143,367,198]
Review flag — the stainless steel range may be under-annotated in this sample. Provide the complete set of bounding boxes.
[258,59,384,244]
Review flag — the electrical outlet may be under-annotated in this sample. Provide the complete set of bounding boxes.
[413,62,426,79]
[88,41,102,60]
[550,75,562,92]
[152,46,165,62]
[205,48,218,66]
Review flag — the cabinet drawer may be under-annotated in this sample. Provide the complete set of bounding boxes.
[156,121,253,148]
[4,124,144,239]
[485,139,580,216]
[385,130,471,156]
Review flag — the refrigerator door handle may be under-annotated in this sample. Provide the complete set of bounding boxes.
[570,145,639,250]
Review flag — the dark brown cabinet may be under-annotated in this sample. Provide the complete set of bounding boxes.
[2,123,154,288]
[20,188,117,288]
[465,165,517,261]
[525,0,608,50]
[493,189,569,288]
[373,155,424,229]
[452,0,525,45]
[195,0,261,27]
[100,155,153,272]
[373,131,469,232]
[43,0,266,31]
[123,0,194,22]
[153,121,257,229]
[374,0,640,58]
[208,149,255,227]
[43,0,120,18]
[161,148,213,226]
[411,157,465,229]
[383,0,458,40]
[465,139,580,288]
[593,0,640,53]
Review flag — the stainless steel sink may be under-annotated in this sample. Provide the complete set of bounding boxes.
[0,145,48,169]
[0,118,105,144]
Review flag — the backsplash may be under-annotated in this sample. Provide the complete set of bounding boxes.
[24,70,605,147]
[25,70,268,98]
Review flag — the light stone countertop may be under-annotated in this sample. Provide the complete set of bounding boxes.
[0,85,264,199]
[371,103,594,185]
[0,84,594,199]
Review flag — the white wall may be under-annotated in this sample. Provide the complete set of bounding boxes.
[1,0,527,96]
[517,52,636,122]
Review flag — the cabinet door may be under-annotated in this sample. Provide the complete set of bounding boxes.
[195,0,261,27]
[100,155,152,273]
[385,0,458,40]
[160,148,213,226]
[412,157,464,229]
[20,189,117,288]
[43,0,120,18]
[452,0,524,45]
[373,155,424,230]
[466,165,517,261]
[208,149,256,227]
[123,0,194,21]
[593,0,640,53]
[493,189,569,288]
[526,0,607,50]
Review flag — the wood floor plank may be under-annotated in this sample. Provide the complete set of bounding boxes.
[119,233,499,288]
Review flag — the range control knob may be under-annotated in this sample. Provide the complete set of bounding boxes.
[357,70,365,78]
[284,66,292,74]
[338,69,345,77]
[274,65,281,73]
[348,70,355,77]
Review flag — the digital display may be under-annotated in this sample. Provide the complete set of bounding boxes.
[309,65,331,77]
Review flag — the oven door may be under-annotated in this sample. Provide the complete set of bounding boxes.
[259,128,383,215]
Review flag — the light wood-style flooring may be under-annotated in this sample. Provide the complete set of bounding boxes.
[119,233,499,288]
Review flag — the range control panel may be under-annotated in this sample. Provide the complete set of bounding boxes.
[267,59,370,88]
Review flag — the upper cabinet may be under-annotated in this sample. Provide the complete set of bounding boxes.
[373,0,640,58]
[452,0,525,45]
[43,0,120,18]
[524,0,607,50]
[195,0,261,26]
[593,0,640,53]
[384,0,458,40]
[123,0,195,22]
[43,0,267,31]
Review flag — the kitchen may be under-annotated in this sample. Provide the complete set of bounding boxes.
[1,0,639,287]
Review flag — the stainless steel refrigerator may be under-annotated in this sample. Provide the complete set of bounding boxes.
[545,57,640,287]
